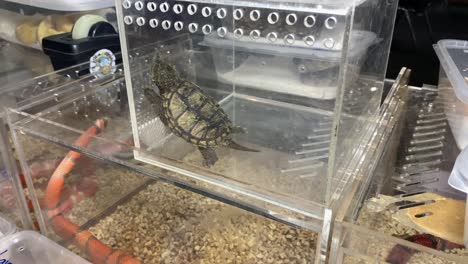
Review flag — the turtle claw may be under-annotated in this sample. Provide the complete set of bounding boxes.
[198,147,218,167]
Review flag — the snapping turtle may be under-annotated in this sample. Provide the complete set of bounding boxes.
[144,54,258,167]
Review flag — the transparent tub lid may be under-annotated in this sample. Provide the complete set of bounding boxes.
[0,231,90,263]
[434,39,468,104]
[3,0,114,11]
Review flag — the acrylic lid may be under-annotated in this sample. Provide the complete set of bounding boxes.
[434,39,468,104]
[449,146,468,194]
[3,0,114,11]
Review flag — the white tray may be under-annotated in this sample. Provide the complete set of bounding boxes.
[3,0,114,11]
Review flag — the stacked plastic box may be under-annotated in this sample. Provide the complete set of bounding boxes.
[0,214,89,264]
[0,0,116,81]
[329,44,468,262]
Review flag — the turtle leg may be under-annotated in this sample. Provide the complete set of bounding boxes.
[198,147,219,167]
[144,88,168,126]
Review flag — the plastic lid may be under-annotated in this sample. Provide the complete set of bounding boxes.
[0,213,16,238]
[449,146,468,193]
[434,39,468,104]
[3,0,114,11]
[0,231,90,263]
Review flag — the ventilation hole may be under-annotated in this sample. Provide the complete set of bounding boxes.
[415,212,433,218]
[136,17,146,26]
[202,24,213,34]
[147,2,157,11]
[174,21,183,31]
[268,12,279,24]
[297,64,308,73]
[18,246,25,252]
[122,0,132,9]
[303,35,315,46]
[217,27,227,37]
[162,20,171,30]
[249,29,260,40]
[188,4,197,15]
[234,28,244,38]
[173,4,183,14]
[401,191,426,198]
[250,10,261,21]
[284,34,295,44]
[188,23,198,33]
[267,32,278,42]
[325,17,337,29]
[286,13,297,25]
[304,15,316,28]
[202,6,212,17]
[323,38,335,49]
[149,18,159,28]
[124,16,133,25]
[135,1,144,10]
[217,8,227,19]
[233,9,244,20]
[160,2,169,13]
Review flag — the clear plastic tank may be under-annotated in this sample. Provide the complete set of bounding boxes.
[331,82,468,263]
[118,0,399,216]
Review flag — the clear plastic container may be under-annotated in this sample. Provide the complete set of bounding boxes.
[449,146,468,247]
[434,39,468,150]
[0,231,90,263]
[0,213,16,237]
[331,84,468,263]
[118,0,399,221]
[3,61,406,263]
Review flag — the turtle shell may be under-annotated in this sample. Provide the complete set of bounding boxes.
[162,81,232,147]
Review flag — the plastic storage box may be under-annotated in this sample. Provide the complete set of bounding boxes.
[435,39,468,150]
[117,0,399,222]
[0,0,116,49]
[0,0,118,82]
[330,85,468,263]
[449,146,468,247]
[4,62,406,263]
[0,231,90,263]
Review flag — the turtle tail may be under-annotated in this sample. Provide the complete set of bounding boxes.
[228,141,259,152]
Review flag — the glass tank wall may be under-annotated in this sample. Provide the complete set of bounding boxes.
[118,0,399,216]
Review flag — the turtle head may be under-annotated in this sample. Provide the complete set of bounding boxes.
[152,53,182,93]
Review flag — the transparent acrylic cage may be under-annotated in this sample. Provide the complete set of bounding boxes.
[118,0,398,217]
[4,61,406,263]
[4,62,322,263]
[331,84,468,263]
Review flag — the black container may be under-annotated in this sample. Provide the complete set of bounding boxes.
[42,24,121,77]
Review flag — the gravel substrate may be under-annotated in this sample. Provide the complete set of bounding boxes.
[88,181,318,264]
[342,197,468,264]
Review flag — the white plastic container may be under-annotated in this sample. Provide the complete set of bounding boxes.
[0,231,90,263]
[203,30,376,99]
[448,146,468,247]
[434,39,468,150]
